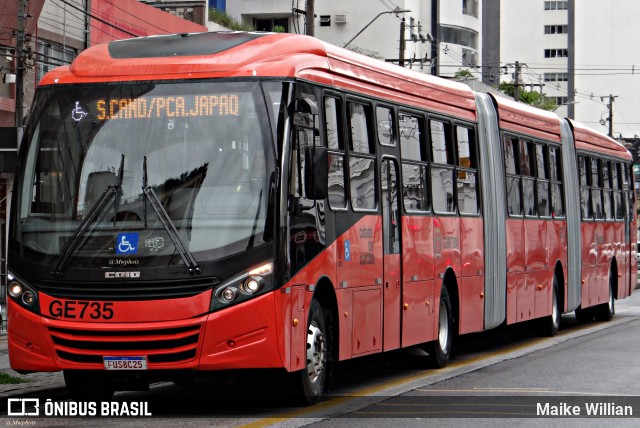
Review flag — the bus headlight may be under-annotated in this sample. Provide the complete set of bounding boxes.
[211,262,274,310]
[7,273,40,314]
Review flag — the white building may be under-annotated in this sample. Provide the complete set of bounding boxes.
[491,0,640,138]
[223,0,482,78]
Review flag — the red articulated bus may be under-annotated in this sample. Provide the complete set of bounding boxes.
[7,32,636,404]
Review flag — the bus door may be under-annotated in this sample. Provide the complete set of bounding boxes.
[381,158,402,351]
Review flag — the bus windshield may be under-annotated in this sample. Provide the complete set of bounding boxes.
[12,80,280,270]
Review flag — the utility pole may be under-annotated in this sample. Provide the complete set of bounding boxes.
[601,94,618,138]
[15,0,28,130]
[305,0,314,36]
[513,61,522,102]
[430,0,438,76]
[399,18,406,67]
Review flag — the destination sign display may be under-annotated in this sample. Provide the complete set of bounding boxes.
[95,94,240,121]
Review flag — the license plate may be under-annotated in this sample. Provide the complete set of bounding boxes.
[103,356,147,370]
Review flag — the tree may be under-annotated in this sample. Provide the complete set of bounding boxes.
[499,82,557,111]
[209,9,253,31]
[454,68,475,80]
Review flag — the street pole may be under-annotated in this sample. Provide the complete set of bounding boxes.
[15,0,27,130]
[601,94,618,138]
[399,18,405,67]
[305,0,314,37]
[344,7,411,48]
[430,0,438,76]
[513,61,521,102]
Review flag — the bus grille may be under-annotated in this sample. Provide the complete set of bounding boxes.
[48,325,201,365]
[37,277,219,300]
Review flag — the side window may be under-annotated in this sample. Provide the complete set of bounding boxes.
[324,95,347,209]
[399,112,429,212]
[602,160,613,220]
[535,144,550,217]
[504,135,522,215]
[520,140,536,217]
[591,158,604,220]
[579,155,593,219]
[376,105,396,146]
[430,119,455,213]
[290,85,325,274]
[348,100,377,210]
[613,162,624,220]
[348,101,375,154]
[549,146,564,217]
[456,125,478,214]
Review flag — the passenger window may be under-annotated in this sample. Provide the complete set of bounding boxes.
[324,96,344,151]
[504,135,522,216]
[456,125,478,214]
[348,101,375,154]
[431,119,455,213]
[324,96,348,210]
[400,113,428,213]
[376,106,396,146]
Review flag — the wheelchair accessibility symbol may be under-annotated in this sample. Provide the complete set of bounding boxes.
[116,232,139,255]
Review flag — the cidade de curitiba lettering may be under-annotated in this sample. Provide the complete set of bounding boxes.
[7,399,153,417]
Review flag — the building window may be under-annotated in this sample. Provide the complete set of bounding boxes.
[552,96,569,105]
[545,1,568,10]
[462,0,479,18]
[544,48,569,58]
[462,48,477,67]
[254,17,289,32]
[544,25,568,34]
[36,40,77,84]
[439,25,478,50]
[544,72,568,82]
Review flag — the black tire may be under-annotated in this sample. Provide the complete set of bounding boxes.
[541,278,561,337]
[424,286,453,368]
[294,299,328,405]
[575,307,594,324]
[64,370,115,402]
[595,275,615,322]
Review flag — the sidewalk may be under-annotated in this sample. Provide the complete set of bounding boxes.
[0,334,65,399]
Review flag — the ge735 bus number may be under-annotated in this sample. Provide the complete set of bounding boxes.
[48,300,114,320]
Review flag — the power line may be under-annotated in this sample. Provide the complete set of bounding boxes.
[54,0,139,37]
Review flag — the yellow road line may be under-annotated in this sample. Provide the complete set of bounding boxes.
[239,320,628,427]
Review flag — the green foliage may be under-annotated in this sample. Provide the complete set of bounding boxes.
[272,25,286,33]
[0,372,30,384]
[499,82,558,111]
[209,9,253,31]
[454,68,474,80]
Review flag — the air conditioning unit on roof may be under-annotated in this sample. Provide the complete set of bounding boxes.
[335,14,348,24]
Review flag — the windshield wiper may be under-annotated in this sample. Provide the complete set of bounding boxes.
[142,156,201,275]
[52,155,125,277]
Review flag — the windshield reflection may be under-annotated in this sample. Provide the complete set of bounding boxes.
[14,81,278,268]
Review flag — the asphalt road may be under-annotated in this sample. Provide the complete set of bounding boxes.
[3,290,640,427]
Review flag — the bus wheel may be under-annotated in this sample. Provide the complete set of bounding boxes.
[64,370,115,402]
[575,307,594,324]
[541,279,561,336]
[595,277,615,322]
[297,299,328,405]
[424,286,453,368]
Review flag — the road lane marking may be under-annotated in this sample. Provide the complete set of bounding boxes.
[239,316,640,427]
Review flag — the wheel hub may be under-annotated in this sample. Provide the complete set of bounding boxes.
[306,321,326,384]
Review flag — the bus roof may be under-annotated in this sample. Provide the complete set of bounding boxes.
[491,94,562,143]
[568,119,631,160]
[38,31,477,121]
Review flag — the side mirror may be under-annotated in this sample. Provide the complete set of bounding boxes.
[304,146,328,200]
